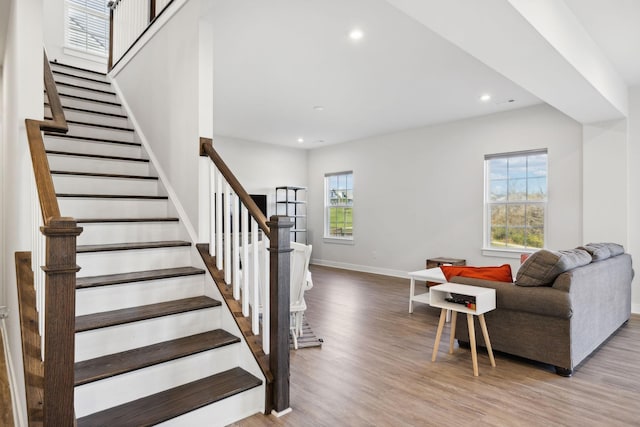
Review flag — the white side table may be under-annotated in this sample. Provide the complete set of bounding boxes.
[429,283,496,376]
[407,267,446,313]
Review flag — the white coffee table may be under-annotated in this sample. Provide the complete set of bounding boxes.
[407,267,446,313]
[429,283,496,376]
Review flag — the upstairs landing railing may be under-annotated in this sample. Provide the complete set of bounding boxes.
[200,138,292,415]
[18,50,82,426]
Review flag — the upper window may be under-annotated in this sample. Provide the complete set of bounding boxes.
[484,150,547,251]
[325,172,353,240]
[65,0,110,57]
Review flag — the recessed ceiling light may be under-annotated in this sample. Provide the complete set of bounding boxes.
[480,94,492,102]
[349,28,364,41]
[313,105,324,111]
[297,138,304,144]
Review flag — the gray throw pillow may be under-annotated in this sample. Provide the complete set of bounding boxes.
[516,248,592,287]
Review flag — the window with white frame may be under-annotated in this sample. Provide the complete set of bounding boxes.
[65,0,110,57]
[484,150,547,251]
[325,172,353,239]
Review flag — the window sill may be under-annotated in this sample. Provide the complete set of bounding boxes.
[63,47,108,64]
[482,248,537,259]
[323,237,354,246]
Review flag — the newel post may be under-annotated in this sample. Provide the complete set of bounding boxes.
[41,217,82,426]
[267,215,293,416]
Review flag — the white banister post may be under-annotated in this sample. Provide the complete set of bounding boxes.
[232,193,240,299]
[262,235,270,354]
[209,163,215,256]
[215,171,223,270]
[224,182,231,284]
[241,205,249,316]
[251,219,259,335]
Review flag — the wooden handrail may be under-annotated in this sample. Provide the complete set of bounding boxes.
[199,137,270,234]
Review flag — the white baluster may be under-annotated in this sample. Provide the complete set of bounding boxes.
[215,171,223,270]
[251,219,259,335]
[232,193,240,299]
[224,182,231,284]
[262,235,270,354]
[209,163,215,256]
[241,205,249,316]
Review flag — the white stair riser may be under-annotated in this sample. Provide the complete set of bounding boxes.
[59,198,167,218]
[158,385,264,427]
[48,154,150,175]
[74,345,240,417]
[53,175,159,196]
[75,308,221,361]
[77,246,192,276]
[45,106,130,128]
[66,123,135,143]
[77,221,182,245]
[44,135,142,158]
[76,275,205,316]
[49,65,108,82]
[57,95,124,116]
[53,73,112,92]
[56,85,118,103]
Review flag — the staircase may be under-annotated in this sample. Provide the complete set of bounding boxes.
[44,62,264,426]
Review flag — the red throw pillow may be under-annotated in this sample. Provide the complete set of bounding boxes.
[440,264,513,283]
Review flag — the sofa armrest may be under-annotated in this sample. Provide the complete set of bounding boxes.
[450,276,572,318]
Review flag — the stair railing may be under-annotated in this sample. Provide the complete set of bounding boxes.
[19,50,82,426]
[107,0,175,70]
[200,138,292,415]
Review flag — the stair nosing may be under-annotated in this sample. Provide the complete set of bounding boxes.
[51,171,157,180]
[45,103,128,118]
[56,193,168,200]
[49,61,107,77]
[77,240,191,253]
[51,69,111,86]
[44,132,141,147]
[55,92,122,106]
[46,150,148,162]
[74,330,241,386]
[44,117,134,132]
[55,81,116,96]
[75,296,221,332]
[76,267,205,289]
[75,368,262,427]
[76,217,179,223]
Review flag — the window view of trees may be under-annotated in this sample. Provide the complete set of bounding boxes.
[486,152,547,249]
[66,0,110,56]
[326,172,353,238]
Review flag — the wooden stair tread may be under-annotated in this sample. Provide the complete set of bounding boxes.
[75,330,240,385]
[56,92,121,106]
[44,132,140,146]
[46,150,148,162]
[75,296,220,332]
[49,61,107,77]
[51,171,157,180]
[45,103,128,118]
[56,194,167,200]
[76,267,205,289]
[76,367,262,427]
[55,81,116,95]
[77,240,191,253]
[44,117,134,132]
[51,70,111,86]
[77,217,179,223]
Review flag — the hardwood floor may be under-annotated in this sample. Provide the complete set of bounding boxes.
[1,330,15,427]
[232,265,640,427]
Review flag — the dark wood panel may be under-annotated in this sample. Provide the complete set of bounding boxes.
[75,330,240,385]
[76,266,204,289]
[77,240,191,253]
[75,296,220,332]
[77,217,179,223]
[234,265,640,426]
[76,367,262,427]
[56,194,167,200]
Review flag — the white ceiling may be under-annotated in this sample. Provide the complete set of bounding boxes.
[208,0,640,149]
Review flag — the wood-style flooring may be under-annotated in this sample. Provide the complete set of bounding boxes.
[232,265,640,427]
[0,330,14,427]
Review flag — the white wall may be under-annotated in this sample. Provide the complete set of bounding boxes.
[628,86,640,313]
[43,0,107,72]
[583,119,628,245]
[307,104,583,277]
[112,0,200,238]
[212,135,308,219]
[1,0,44,424]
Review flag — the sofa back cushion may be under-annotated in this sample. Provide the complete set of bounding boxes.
[577,242,625,261]
[441,264,513,283]
[516,249,592,287]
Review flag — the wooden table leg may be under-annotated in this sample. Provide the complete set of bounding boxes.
[479,314,496,367]
[449,311,457,354]
[432,308,447,362]
[467,313,478,376]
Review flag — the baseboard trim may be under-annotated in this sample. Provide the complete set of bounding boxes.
[1,318,25,427]
[310,258,408,279]
[632,303,640,315]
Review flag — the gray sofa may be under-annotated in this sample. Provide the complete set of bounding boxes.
[450,246,633,376]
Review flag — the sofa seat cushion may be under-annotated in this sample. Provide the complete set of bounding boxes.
[516,249,592,287]
[451,276,573,318]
